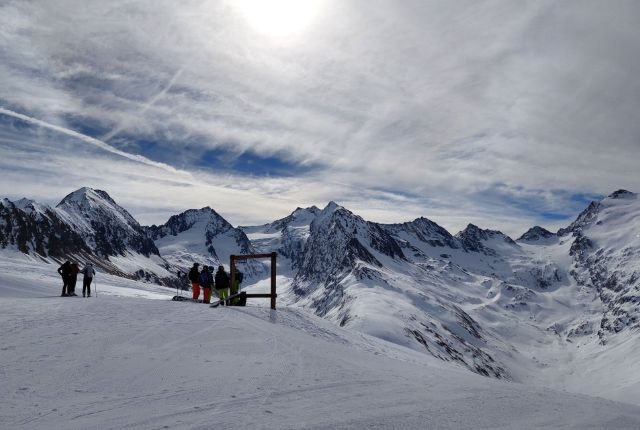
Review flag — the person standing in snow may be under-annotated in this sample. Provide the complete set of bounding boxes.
[215,266,230,304]
[230,267,244,305]
[188,263,201,301]
[57,261,72,297]
[81,262,96,297]
[69,262,80,296]
[199,266,213,304]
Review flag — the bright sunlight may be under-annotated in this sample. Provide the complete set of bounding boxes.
[234,0,325,40]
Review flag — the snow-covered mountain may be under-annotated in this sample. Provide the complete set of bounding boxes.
[245,202,511,378]
[0,197,92,259]
[5,186,640,398]
[56,187,159,258]
[557,190,640,340]
[145,207,265,276]
[517,225,556,243]
[0,188,173,284]
[0,187,266,285]
[241,190,640,392]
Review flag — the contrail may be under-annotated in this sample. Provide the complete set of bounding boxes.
[101,67,185,143]
[0,107,185,175]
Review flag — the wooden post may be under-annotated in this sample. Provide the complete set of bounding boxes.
[270,252,277,310]
[230,255,236,301]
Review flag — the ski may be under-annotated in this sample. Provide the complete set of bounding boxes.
[210,291,245,308]
[171,296,204,303]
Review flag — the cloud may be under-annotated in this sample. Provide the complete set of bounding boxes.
[1,0,639,235]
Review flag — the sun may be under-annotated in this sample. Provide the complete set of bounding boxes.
[234,0,325,40]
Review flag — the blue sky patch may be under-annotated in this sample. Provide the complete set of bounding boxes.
[197,148,318,177]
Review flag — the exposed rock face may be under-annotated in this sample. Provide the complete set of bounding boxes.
[455,224,517,255]
[0,198,90,258]
[295,202,405,287]
[56,188,159,258]
[557,201,602,237]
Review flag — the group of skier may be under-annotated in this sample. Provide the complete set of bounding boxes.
[55,260,242,303]
[187,263,243,305]
[57,261,95,297]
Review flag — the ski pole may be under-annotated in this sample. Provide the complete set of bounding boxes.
[95,280,98,298]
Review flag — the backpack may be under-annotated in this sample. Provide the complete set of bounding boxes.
[83,265,95,278]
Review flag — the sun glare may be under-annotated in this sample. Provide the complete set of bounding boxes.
[234,0,324,40]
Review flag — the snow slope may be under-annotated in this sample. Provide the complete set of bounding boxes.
[2,261,640,429]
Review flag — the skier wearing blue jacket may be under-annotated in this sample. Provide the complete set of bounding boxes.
[199,266,213,304]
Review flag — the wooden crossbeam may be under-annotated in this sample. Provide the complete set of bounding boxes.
[231,253,274,261]
[244,293,278,299]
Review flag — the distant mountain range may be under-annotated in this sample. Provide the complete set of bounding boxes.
[2,187,640,383]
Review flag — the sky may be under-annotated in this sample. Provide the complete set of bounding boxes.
[1,0,639,237]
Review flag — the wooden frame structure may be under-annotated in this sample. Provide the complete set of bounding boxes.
[230,252,278,309]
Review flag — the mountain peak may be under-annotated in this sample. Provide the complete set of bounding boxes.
[517,226,556,242]
[57,187,116,208]
[54,187,148,254]
[291,205,321,218]
[557,201,602,236]
[607,189,636,200]
[456,224,517,253]
[12,198,51,216]
[197,206,220,216]
[316,201,351,221]
[461,223,481,234]
[294,205,321,214]
[384,216,458,249]
[324,201,340,211]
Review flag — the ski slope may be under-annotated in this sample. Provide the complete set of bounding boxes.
[2,258,640,429]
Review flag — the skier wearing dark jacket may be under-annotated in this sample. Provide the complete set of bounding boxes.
[68,262,80,296]
[215,266,230,304]
[188,263,201,301]
[57,261,72,297]
[199,266,213,304]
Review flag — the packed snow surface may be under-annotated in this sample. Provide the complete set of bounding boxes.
[3,258,640,429]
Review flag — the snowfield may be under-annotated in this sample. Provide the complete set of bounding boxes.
[3,258,640,429]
